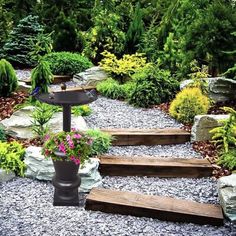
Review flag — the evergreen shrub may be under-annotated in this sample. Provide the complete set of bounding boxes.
[42,52,92,76]
[169,87,210,124]
[0,15,43,67]
[0,59,18,97]
[129,67,179,108]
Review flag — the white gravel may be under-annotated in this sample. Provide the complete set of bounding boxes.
[0,178,235,236]
[85,96,182,129]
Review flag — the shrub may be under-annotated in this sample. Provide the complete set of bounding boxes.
[0,126,6,141]
[217,148,236,170]
[72,105,92,117]
[31,60,53,96]
[0,141,26,176]
[129,67,179,108]
[42,52,92,76]
[0,15,43,67]
[223,64,236,80]
[85,129,112,156]
[99,51,148,83]
[0,59,18,97]
[169,87,210,124]
[97,78,127,100]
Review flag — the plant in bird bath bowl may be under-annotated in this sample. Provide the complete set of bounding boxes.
[42,129,94,206]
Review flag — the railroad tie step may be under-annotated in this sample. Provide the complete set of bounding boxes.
[85,188,224,226]
[98,155,213,178]
[101,128,190,146]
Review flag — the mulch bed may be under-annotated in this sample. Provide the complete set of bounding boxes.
[0,91,28,121]
[7,136,43,148]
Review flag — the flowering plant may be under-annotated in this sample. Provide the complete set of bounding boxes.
[42,129,93,165]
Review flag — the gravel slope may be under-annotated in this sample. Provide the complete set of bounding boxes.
[0,178,235,236]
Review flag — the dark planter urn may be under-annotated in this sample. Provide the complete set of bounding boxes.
[52,151,81,206]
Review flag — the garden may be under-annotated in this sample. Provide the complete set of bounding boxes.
[0,0,236,235]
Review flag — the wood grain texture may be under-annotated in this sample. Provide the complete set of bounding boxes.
[85,188,224,226]
[98,156,213,177]
[101,128,190,146]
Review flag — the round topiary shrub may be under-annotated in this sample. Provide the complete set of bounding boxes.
[169,87,210,124]
[42,52,93,76]
[0,59,18,97]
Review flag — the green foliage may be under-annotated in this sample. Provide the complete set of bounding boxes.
[0,141,26,176]
[0,15,44,67]
[72,105,92,117]
[129,66,179,108]
[0,59,18,97]
[99,51,149,83]
[0,126,6,141]
[53,11,78,52]
[31,101,54,139]
[169,87,210,124]
[217,148,236,170]
[211,107,236,153]
[97,78,127,100]
[29,32,53,62]
[126,3,144,54]
[223,64,236,80]
[83,9,126,63]
[0,0,13,47]
[31,60,53,96]
[42,52,92,76]
[85,129,112,156]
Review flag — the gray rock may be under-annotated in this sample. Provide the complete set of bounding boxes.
[24,146,102,192]
[218,174,236,221]
[180,77,236,102]
[73,66,108,86]
[191,114,229,141]
[0,169,15,182]
[208,77,236,102]
[0,106,88,139]
[18,81,31,92]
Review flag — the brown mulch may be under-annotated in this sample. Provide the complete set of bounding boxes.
[0,91,28,121]
[7,136,43,148]
[208,100,236,115]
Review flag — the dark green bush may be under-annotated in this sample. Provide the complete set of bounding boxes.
[42,52,93,76]
[0,126,6,141]
[0,15,43,67]
[223,64,236,80]
[0,59,18,97]
[129,67,179,108]
[85,129,112,156]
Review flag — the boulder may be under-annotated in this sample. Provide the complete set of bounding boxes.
[180,79,192,90]
[180,77,236,102]
[208,77,236,102]
[0,106,88,139]
[0,169,15,182]
[218,174,236,221]
[191,114,229,142]
[73,66,108,86]
[24,146,102,192]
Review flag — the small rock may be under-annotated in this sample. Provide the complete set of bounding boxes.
[191,114,229,142]
[218,174,236,221]
[0,169,15,182]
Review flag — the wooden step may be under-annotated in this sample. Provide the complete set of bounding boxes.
[85,188,224,226]
[101,128,190,146]
[98,156,213,178]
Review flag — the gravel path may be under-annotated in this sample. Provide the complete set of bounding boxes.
[0,178,235,236]
[85,96,182,129]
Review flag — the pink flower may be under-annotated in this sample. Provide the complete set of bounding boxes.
[58,142,66,154]
[45,149,50,156]
[44,134,50,141]
[74,133,82,139]
[74,159,80,165]
[66,134,71,142]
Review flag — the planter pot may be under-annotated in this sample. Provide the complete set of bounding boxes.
[52,151,81,206]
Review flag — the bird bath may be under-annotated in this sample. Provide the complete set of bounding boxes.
[35,85,97,206]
